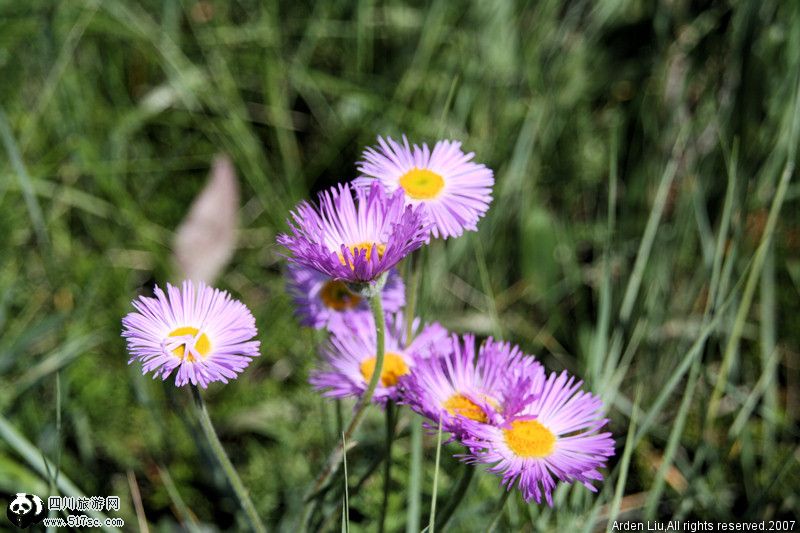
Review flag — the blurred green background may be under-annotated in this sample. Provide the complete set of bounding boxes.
[1,0,799,531]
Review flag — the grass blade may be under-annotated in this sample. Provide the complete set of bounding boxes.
[0,108,49,249]
[619,127,688,324]
[707,157,795,422]
[0,415,115,531]
[643,360,700,519]
[342,431,350,533]
[606,389,640,530]
[427,416,443,533]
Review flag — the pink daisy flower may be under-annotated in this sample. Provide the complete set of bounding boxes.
[285,264,405,330]
[310,312,450,405]
[277,182,428,283]
[357,135,495,239]
[122,281,260,388]
[461,371,615,505]
[400,335,544,437]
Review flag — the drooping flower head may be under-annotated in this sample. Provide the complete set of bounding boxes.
[357,136,495,239]
[286,264,405,330]
[122,281,260,388]
[277,182,428,283]
[461,371,615,505]
[310,311,450,406]
[400,335,544,437]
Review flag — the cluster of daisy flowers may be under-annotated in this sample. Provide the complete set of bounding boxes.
[120,135,613,508]
[278,136,615,505]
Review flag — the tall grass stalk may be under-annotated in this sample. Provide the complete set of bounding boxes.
[426,417,443,533]
[342,431,350,533]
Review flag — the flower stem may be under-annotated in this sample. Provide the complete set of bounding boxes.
[304,289,386,502]
[361,290,387,413]
[191,386,266,533]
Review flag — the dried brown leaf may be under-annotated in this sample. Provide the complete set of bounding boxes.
[173,155,239,283]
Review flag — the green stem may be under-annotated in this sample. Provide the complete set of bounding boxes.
[191,386,266,533]
[379,401,396,533]
[362,291,387,415]
[434,464,475,531]
[304,289,386,501]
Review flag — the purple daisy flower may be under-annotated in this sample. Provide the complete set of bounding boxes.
[461,371,615,505]
[357,135,495,239]
[285,264,405,330]
[122,280,260,388]
[277,182,428,283]
[310,311,450,405]
[400,335,544,437]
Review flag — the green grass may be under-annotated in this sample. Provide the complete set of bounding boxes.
[1,0,799,531]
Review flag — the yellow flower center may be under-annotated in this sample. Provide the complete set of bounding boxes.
[443,393,490,423]
[319,280,362,311]
[338,242,387,266]
[167,326,211,362]
[503,420,556,458]
[359,352,408,387]
[399,168,445,200]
